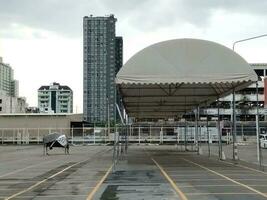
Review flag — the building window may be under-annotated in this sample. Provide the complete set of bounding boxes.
[255,69,264,77]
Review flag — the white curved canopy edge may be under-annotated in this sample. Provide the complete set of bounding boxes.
[116,38,258,119]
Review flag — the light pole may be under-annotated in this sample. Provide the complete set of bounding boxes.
[233,34,267,165]
[233,34,267,51]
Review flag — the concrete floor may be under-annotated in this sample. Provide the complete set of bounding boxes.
[1,145,267,199]
[0,145,113,200]
[201,143,267,167]
[97,145,267,200]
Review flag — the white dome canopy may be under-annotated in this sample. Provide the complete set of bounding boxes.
[116,38,258,119]
[117,38,257,84]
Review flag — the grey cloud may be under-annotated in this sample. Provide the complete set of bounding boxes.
[0,0,99,37]
[101,0,267,32]
[138,0,267,30]
[0,0,267,38]
[181,0,267,20]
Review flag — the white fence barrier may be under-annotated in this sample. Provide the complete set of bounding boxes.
[0,126,234,145]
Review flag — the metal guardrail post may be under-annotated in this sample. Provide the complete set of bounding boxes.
[13,129,15,144]
[117,131,120,159]
[82,124,85,145]
[138,126,141,144]
[195,107,199,154]
[160,126,163,144]
[150,125,152,143]
[256,81,263,170]
[198,107,202,151]
[241,124,244,141]
[1,129,3,144]
[93,130,96,145]
[37,128,40,144]
[125,125,128,154]
[191,126,194,151]
[112,131,117,173]
[184,121,187,151]
[71,127,74,145]
[218,101,222,160]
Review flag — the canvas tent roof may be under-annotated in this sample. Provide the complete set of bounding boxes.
[116,38,258,119]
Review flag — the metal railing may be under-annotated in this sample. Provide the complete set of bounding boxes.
[1,123,265,170]
[0,124,264,145]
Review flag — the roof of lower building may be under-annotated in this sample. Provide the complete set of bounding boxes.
[38,83,72,91]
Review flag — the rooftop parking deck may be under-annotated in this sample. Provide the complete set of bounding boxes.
[0,145,267,199]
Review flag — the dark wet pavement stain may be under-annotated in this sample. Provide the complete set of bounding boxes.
[99,170,177,200]
[100,185,119,200]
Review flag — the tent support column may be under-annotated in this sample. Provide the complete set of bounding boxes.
[150,125,152,143]
[125,124,128,154]
[206,102,210,157]
[232,88,238,161]
[198,106,201,154]
[195,107,199,154]
[184,120,187,151]
[217,100,222,160]
[138,126,141,144]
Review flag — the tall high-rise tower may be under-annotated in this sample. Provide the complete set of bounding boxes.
[0,57,18,97]
[83,14,123,124]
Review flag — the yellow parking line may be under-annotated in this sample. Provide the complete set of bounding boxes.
[86,164,113,200]
[222,160,267,175]
[151,158,188,200]
[4,147,112,200]
[178,184,239,188]
[143,147,188,200]
[207,151,267,175]
[186,192,256,195]
[182,158,267,198]
[5,161,83,200]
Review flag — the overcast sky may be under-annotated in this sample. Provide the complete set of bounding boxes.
[0,0,267,113]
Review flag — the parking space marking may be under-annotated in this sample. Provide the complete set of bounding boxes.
[181,158,267,198]
[144,147,188,200]
[2,195,88,198]
[178,184,241,188]
[222,160,267,175]
[178,184,267,188]
[151,158,188,200]
[185,192,256,195]
[86,164,113,200]
[0,160,57,178]
[167,178,226,180]
[0,146,113,200]
[4,160,87,200]
[170,178,267,181]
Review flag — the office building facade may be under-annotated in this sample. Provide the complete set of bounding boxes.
[0,57,18,97]
[183,63,266,121]
[83,14,123,124]
[0,57,26,113]
[0,90,27,113]
[38,82,73,113]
